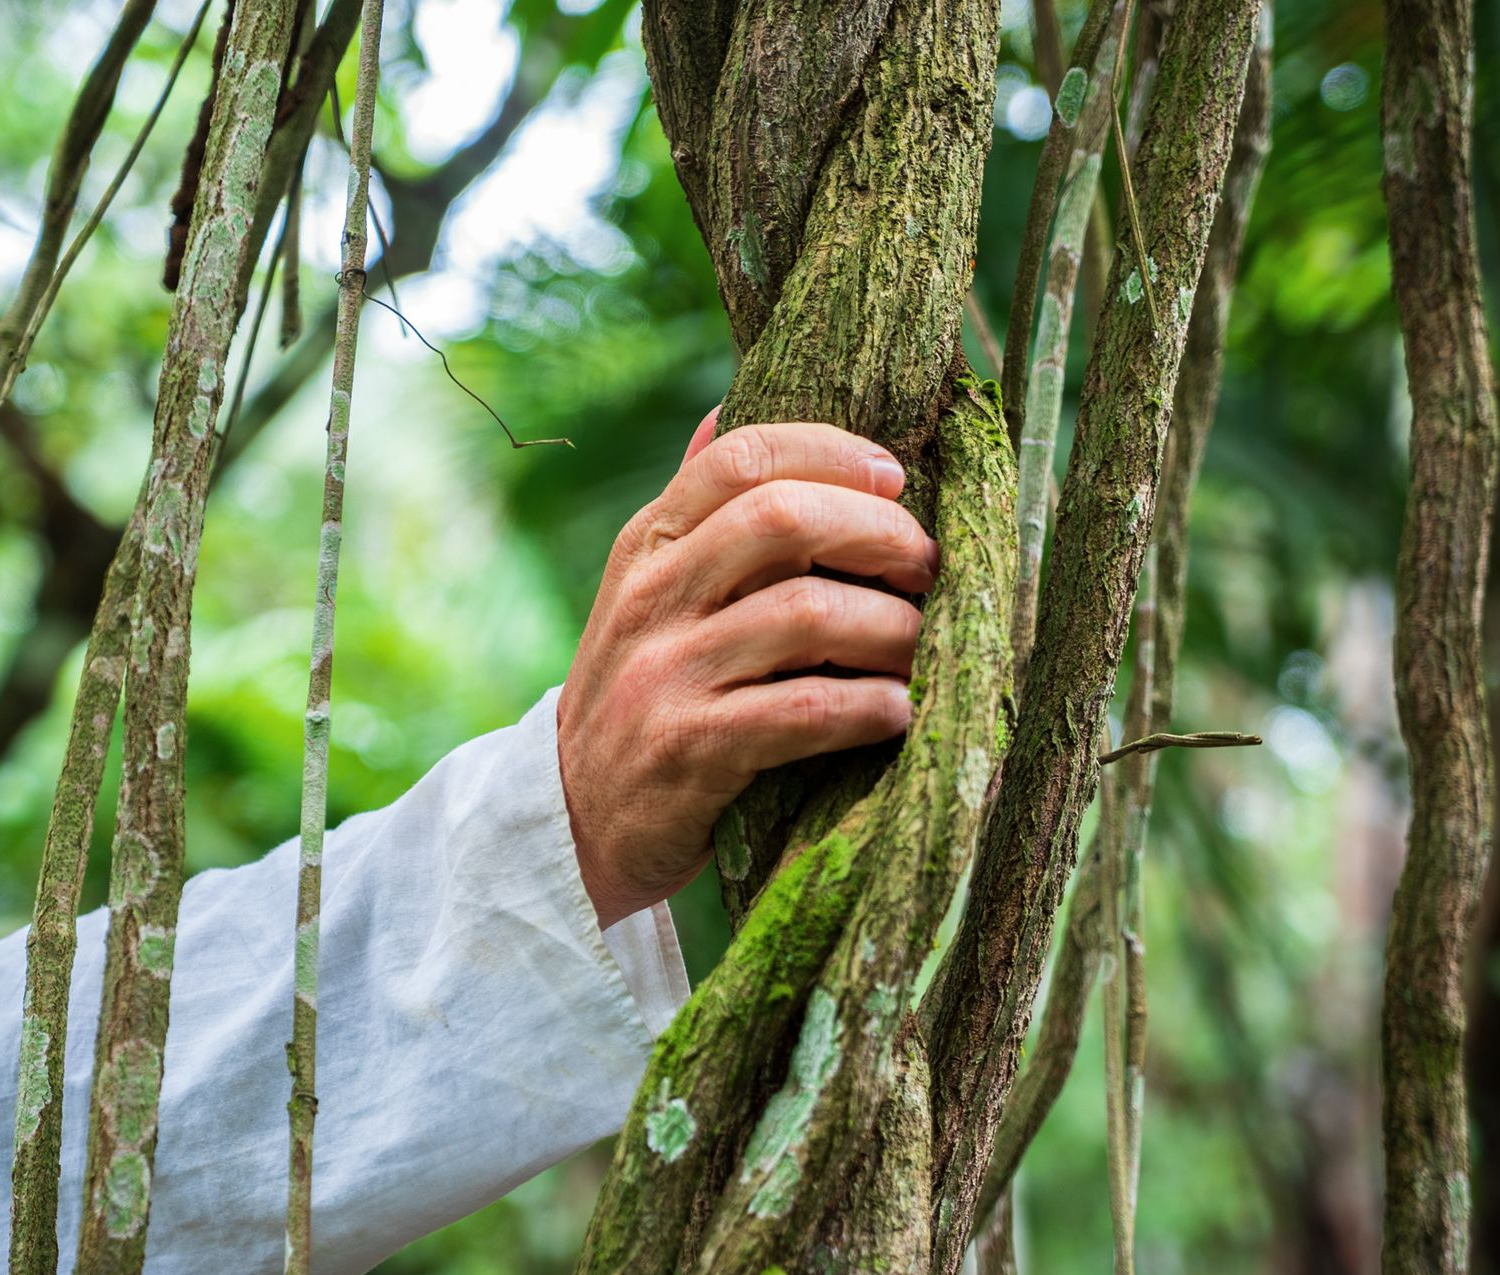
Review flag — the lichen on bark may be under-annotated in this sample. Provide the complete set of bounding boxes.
[72,5,300,1271]
[1011,3,1123,684]
[8,517,142,1275]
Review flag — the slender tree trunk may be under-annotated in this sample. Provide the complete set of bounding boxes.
[8,517,142,1275]
[1470,835,1500,1274]
[1380,1,1500,1272]
[1012,1,1122,684]
[71,5,299,1270]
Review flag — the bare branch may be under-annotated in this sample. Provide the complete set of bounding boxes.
[1012,3,1122,684]
[7,513,142,1275]
[0,1,214,412]
[1100,548,1156,1275]
[0,0,157,398]
[1031,0,1067,94]
[1098,729,1262,766]
[1109,0,1161,333]
[284,2,383,1265]
[973,828,1104,1230]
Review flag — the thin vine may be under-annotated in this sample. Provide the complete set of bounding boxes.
[283,0,384,1267]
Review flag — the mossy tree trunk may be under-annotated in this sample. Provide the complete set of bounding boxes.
[1379,1,1499,1272]
[579,6,1013,1269]
[580,0,1261,1270]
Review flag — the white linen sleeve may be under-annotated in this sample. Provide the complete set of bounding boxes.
[0,685,690,1274]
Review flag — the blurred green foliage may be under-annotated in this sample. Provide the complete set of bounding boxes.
[0,0,1497,1269]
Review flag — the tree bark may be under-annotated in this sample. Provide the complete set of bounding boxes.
[72,5,299,1269]
[1380,1,1500,1272]
[8,512,142,1275]
[920,3,1260,1268]
[578,0,1010,1269]
[1012,2,1121,685]
[283,2,382,1268]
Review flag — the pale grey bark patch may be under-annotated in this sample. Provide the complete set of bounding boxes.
[645,1081,697,1164]
[136,927,175,979]
[1055,66,1088,126]
[957,747,991,812]
[99,1151,150,1240]
[294,921,320,1008]
[15,1016,52,1145]
[740,988,844,1218]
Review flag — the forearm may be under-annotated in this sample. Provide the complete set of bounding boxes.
[0,688,687,1274]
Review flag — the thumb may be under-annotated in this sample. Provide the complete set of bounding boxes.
[681,405,721,467]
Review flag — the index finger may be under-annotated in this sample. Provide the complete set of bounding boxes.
[652,422,906,543]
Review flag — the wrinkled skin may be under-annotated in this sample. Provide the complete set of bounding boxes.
[558,410,937,927]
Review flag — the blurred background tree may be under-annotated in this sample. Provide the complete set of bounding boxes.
[0,0,1496,1270]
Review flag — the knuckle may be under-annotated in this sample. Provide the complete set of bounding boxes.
[712,428,774,493]
[744,481,804,540]
[615,558,674,628]
[883,503,925,554]
[785,681,836,737]
[619,497,680,556]
[616,505,653,555]
[784,578,835,634]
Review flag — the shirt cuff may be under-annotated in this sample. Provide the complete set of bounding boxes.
[602,903,691,1040]
[541,686,691,1039]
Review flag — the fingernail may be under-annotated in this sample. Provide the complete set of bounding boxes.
[925,536,941,573]
[868,456,905,494]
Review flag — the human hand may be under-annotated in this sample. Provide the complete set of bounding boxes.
[557,410,937,928]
